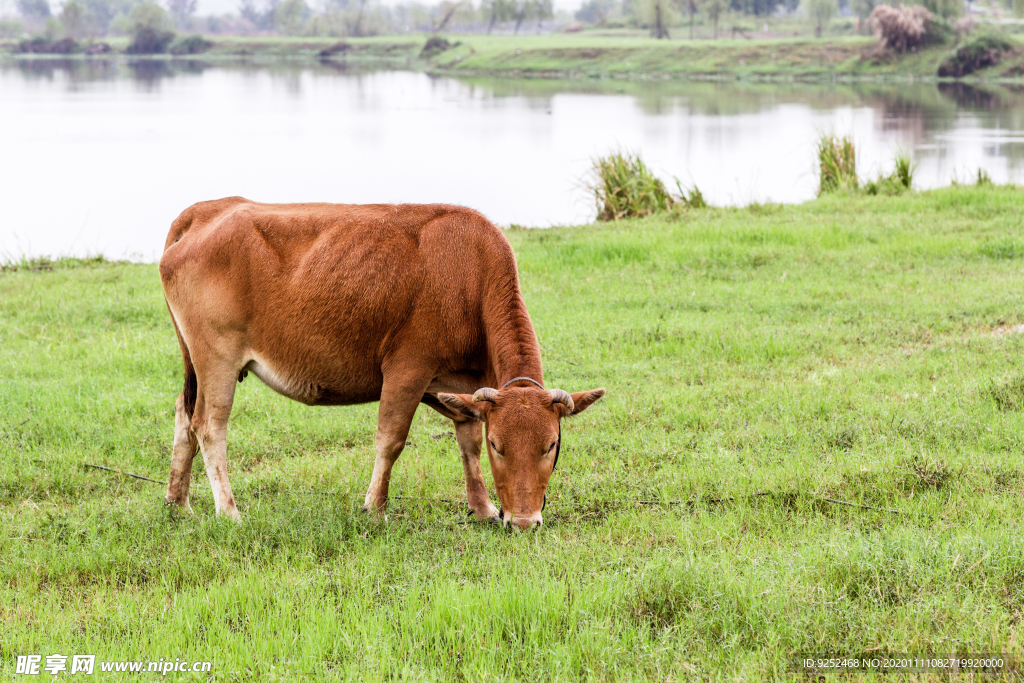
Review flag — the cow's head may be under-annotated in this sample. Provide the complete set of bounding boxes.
[437,384,605,530]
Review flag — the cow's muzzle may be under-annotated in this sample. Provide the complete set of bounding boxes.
[501,508,543,530]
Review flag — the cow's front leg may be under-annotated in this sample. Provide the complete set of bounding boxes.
[362,373,430,514]
[454,419,499,521]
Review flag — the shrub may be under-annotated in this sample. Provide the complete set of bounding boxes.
[420,36,452,58]
[817,134,857,194]
[318,41,351,58]
[169,33,212,54]
[17,36,79,53]
[587,151,705,221]
[868,4,932,52]
[125,27,175,53]
[124,2,175,54]
[937,30,1013,77]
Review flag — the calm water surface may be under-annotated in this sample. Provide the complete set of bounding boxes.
[4,59,1024,260]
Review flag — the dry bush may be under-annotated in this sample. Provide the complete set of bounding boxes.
[868,4,932,52]
[953,15,975,38]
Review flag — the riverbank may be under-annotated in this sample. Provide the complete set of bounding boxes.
[5,31,1024,81]
[3,186,1024,678]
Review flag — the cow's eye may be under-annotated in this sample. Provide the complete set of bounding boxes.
[548,442,558,453]
[489,439,502,455]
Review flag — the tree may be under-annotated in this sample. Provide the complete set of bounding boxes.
[59,0,84,36]
[634,0,674,37]
[575,0,617,23]
[535,0,553,29]
[124,2,175,52]
[803,0,836,35]
[681,0,700,37]
[919,0,960,17]
[240,0,277,30]
[128,1,172,32]
[728,0,782,16]
[482,0,512,33]
[510,0,534,33]
[706,0,725,36]
[274,0,309,34]
[167,0,197,29]
[347,0,366,35]
[431,0,460,32]
[850,0,875,27]
[78,0,126,34]
[16,0,50,19]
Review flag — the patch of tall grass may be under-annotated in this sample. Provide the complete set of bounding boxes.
[0,254,110,273]
[818,135,916,196]
[588,151,705,221]
[816,133,858,194]
[865,147,916,195]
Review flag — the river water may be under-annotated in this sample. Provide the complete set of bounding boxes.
[4,59,1024,260]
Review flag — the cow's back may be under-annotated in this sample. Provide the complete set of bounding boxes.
[160,198,511,405]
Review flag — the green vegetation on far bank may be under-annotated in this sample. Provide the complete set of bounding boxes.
[4,186,1024,679]
[7,29,1024,81]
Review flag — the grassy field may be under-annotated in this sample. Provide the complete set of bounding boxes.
[3,186,1024,679]
[7,31,1024,81]
[428,33,916,79]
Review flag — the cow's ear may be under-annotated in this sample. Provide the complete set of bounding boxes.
[436,393,490,422]
[565,388,605,416]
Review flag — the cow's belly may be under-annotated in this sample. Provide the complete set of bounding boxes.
[244,355,383,407]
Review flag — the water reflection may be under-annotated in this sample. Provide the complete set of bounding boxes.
[3,60,1024,260]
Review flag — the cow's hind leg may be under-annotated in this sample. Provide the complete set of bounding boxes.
[191,365,241,520]
[362,373,431,514]
[165,393,198,511]
[453,419,499,521]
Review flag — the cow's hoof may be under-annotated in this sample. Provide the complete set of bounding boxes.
[467,508,501,524]
[467,502,500,522]
[215,507,241,522]
[360,505,389,521]
[163,497,193,514]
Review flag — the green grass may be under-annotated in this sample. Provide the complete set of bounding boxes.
[816,133,858,194]
[5,186,1024,679]
[8,31,1024,80]
[589,151,706,220]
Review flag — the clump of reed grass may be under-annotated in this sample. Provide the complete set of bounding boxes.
[865,148,916,195]
[675,180,707,209]
[817,133,858,195]
[588,151,705,221]
[977,168,993,186]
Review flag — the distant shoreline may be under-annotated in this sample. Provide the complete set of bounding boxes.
[4,33,1024,82]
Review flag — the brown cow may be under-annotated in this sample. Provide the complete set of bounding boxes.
[159,198,605,529]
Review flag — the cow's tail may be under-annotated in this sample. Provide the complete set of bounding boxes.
[182,340,198,420]
[169,308,198,420]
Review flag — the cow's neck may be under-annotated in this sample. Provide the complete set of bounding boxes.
[484,291,544,388]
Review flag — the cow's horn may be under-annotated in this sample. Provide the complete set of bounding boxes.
[548,389,575,412]
[473,387,499,403]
